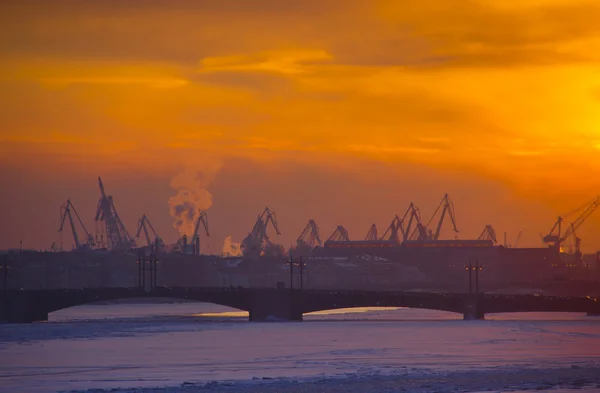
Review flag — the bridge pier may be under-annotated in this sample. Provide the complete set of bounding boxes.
[463,295,485,320]
[1,292,48,323]
[248,290,303,322]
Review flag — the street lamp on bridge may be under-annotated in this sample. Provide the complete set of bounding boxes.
[465,259,482,295]
[287,256,306,290]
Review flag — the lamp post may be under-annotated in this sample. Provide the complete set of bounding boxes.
[468,260,472,294]
[475,259,480,295]
[299,256,304,291]
[289,255,294,290]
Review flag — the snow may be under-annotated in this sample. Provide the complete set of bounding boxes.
[1,303,599,393]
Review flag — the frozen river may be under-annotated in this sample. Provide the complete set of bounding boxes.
[1,302,600,392]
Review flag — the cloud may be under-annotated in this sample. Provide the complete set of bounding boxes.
[509,150,546,157]
[372,0,600,68]
[199,50,333,75]
[4,0,600,251]
[344,144,442,155]
[40,76,189,89]
[416,137,451,143]
[0,0,358,63]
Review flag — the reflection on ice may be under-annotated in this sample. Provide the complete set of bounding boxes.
[307,306,401,315]
[194,311,249,318]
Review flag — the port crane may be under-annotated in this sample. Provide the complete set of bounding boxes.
[365,224,378,241]
[404,203,429,241]
[477,225,497,244]
[325,226,350,243]
[58,199,95,250]
[297,219,322,249]
[513,230,522,248]
[381,215,402,243]
[94,177,136,251]
[135,214,164,251]
[542,196,600,255]
[294,219,322,256]
[422,193,459,241]
[191,211,210,254]
[241,207,282,258]
[176,211,210,255]
[410,194,458,240]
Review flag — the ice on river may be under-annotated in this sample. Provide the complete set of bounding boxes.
[1,302,600,393]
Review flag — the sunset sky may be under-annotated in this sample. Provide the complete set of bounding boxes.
[2,0,600,252]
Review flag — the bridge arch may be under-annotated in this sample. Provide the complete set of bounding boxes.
[42,288,252,316]
[303,306,462,320]
[1,287,253,323]
[300,291,468,315]
[48,296,247,314]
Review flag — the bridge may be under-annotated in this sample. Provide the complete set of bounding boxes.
[1,286,599,323]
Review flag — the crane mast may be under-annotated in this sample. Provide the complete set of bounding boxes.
[192,211,210,255]
[294,219,322,257]
[325,226,350,243]
[513,230,522,248]
[399,203,416,241]
[409,204,430,241]
[380,215,402,243]
[135,214,164,252]
[365,224,378,241]
[59,199,94,250]
[241,207,282,258]
[543,196,600,252]
[62,201,80,249]
[297,219,322,249]
[429,193,459,240]
[477,224,497,244]
[94,177,136,251]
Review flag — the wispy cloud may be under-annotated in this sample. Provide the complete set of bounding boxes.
[40,76,189,89]
[199,49,333,75]
[415,136,450,143]
[508,150,545,157]
[2,0,600,205]
[344,144,442,154]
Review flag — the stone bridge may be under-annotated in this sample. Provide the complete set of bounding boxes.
[1,287,599,323]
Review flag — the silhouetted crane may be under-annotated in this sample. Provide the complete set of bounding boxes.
[543,196,600,255]
[477,225,497,244]
[59,199,94,250]
[241,207,282,258]
[410,194,458,241]
[135,214,164,251]
[325,226,350,243]
[94,177,136,251]
[191,211,210,255]
[364,224,378,241]
[380,215,402,243]
[294,219,322,256]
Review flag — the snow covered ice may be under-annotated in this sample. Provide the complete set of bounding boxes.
[1,302,600,392]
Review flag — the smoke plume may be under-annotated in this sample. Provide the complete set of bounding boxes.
[168,160,221,236]
[222,236,242,257]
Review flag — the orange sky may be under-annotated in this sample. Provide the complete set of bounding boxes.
[1,0,600,252]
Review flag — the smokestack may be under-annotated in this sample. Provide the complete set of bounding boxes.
[183,235,188,253]
[504,232,507,247]
[195,235,200,255]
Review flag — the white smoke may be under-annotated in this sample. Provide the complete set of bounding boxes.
[168,160,222,236]
[222,236,242,257]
